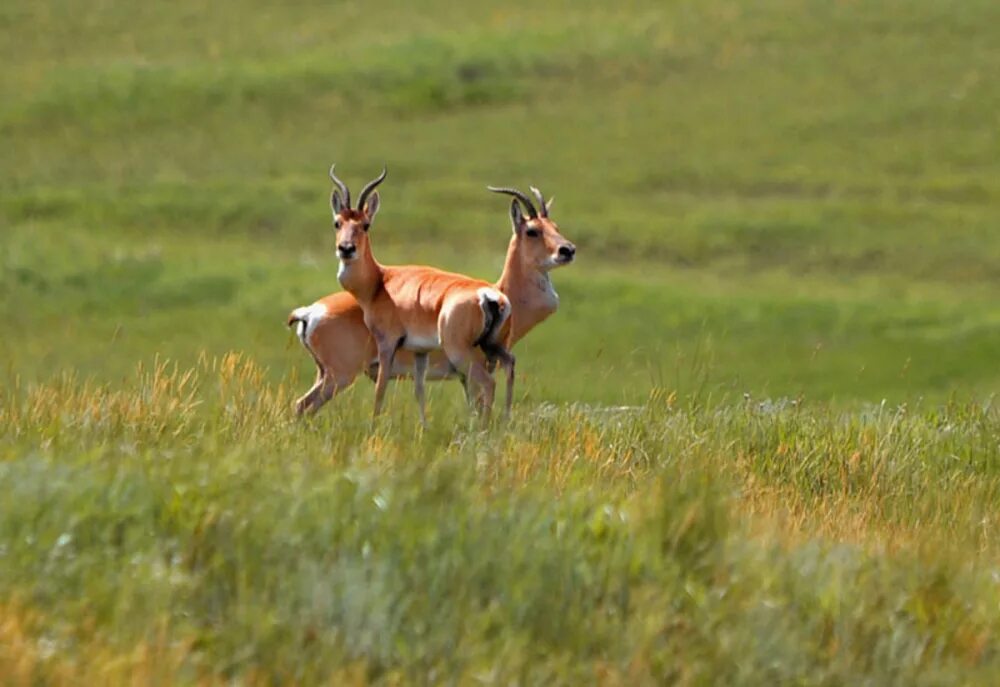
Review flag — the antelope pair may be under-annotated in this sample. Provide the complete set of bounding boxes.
[288,166,575,423]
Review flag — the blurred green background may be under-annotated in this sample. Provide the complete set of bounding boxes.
[2,0,999,406]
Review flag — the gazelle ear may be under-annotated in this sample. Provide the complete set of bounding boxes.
[363,190,380,222]
[545,197,555,214]
[509,198,526,234]
[331,189,344,218]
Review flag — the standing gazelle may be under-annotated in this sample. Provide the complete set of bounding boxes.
[329,166,516,422]
[288,182,576,416]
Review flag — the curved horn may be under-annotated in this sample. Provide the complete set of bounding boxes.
[528,186,548,217]
[329,164,351,209]
[486,185,538,218]
[357,166,387,211]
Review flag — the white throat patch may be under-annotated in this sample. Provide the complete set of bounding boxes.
[537,272,559,307]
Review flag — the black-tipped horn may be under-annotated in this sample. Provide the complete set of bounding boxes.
[528,186,549,217]
[357,166,387,211]
[329,164,351,209]
[486,185,538,218]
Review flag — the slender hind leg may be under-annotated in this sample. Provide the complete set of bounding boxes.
[446,348,496,419]
[296,366,358,416]
[454,371,472,405]
[294,365,327,416]
[440,295,507,420]
[489,348,516,419]
[470,360,497,419]
[414,352,429,427]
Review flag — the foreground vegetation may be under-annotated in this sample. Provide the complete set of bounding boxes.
[3,0,1000,682]
[1,358,998,683]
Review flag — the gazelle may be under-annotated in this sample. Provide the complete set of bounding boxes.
[288,181,575,416]
[329,166,517,423]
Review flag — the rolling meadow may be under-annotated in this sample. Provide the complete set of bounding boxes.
[2,0,1000,683]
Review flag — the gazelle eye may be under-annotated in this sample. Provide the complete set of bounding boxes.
[363,223,370,231]
[525,228,540,238]
[334,219,341,229]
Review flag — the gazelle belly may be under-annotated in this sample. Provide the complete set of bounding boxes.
[402,332,441,352]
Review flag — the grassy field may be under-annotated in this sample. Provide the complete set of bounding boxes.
[2,0,1000,682]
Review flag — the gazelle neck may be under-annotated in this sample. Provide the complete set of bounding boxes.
[495,238,560,346]
[338,250,382,305]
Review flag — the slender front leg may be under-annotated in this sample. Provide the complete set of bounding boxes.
[373,342,396,418]
[413,352,429,427]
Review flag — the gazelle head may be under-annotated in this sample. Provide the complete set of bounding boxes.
[329,165,386,263]
[488,185,576,271]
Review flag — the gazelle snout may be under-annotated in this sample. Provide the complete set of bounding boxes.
[337,242,357,260]
[556,242,576,263]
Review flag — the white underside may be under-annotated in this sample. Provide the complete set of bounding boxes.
[403,333,441,351]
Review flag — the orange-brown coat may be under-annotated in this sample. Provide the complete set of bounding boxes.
[289,185,575,416]
[330,167,516,422]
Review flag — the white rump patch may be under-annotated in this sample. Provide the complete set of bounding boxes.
[476,287,511,342]
[477,287,506,311]
[291,302,328,349]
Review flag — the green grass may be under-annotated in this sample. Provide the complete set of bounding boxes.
[1,361,999,683]
[2,0,1000,682]
[3,0,999,402]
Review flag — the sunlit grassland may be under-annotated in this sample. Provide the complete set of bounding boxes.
[3,0,1000,682]
[1,358,999,683]
[4,221,999,406]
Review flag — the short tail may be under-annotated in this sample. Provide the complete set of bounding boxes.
[287,308,309,342]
